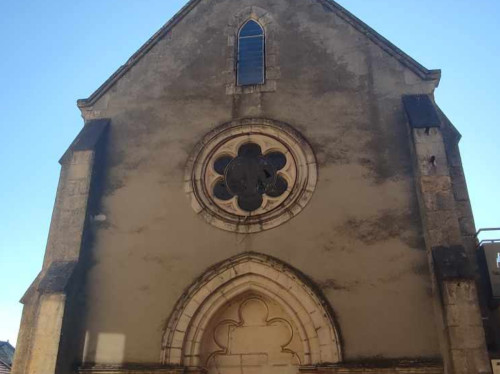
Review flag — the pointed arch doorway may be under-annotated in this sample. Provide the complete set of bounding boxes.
[161,253,342,374]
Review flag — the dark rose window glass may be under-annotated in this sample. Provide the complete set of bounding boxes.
[213,143,288,212]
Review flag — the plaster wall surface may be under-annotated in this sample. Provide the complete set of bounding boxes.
[80,0,441,365]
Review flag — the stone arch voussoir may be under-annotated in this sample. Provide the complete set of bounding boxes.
[161,253,342,367]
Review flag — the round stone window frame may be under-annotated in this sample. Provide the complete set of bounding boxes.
[185,118,318,233]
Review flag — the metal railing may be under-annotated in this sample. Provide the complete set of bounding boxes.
[476,228,500,247]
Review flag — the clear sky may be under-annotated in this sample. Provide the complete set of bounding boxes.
[0,0,499,346]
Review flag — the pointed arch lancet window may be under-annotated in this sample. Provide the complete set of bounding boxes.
[237,20,265,86]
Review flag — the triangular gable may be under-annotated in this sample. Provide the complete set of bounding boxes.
[77,0,441,109]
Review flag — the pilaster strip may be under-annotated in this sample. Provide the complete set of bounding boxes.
[403,95,490,374]
[11,119,110,374]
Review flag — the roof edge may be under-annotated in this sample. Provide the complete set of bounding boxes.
[77,0,441,109]
[77,0,202,109]
[320,0,441,82]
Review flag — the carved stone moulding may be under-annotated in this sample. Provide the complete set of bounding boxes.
[76,362,443,374]
[185,118,318,233]
[161,253,342,368]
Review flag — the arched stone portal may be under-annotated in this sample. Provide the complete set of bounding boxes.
[161,253,342,373]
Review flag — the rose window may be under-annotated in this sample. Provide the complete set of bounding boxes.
[213,143,288,212]
[204,134,296,217]
[186,119,317,233]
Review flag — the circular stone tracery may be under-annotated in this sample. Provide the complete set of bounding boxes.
[186,119,317,233]
[213,143,288,212]
[205,134,296,217]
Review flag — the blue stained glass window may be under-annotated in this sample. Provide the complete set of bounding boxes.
[237,20,265,86]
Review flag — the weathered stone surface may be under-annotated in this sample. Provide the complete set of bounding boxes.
[423,192,456,212]
[407,94,489,374]
[445,303,483,328]
[432,246,474,281]
[73,0,442,364]
[13,0,489,373]
[162,253,341,367]
[12,119,108,374]
[448,325,487,349]
[37,261,77,294]
[402,95,441,129]
[442,281,480,306]
[25,294,66,374]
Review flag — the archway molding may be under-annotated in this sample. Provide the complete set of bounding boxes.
[161,252,342,367]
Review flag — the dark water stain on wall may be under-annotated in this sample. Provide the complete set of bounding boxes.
[309,134,351,166]
[318,278,361,292]
[318,258,429,292]
[279,19,359,98]
[336,209,424,250]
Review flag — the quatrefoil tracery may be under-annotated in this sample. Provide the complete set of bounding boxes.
[213,143,288,212]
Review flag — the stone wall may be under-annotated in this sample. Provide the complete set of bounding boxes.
[76,0,443,365]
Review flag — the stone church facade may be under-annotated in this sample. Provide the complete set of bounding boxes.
[11,1,492,374]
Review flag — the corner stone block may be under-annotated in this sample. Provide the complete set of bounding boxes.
[450,349,470,374]
[459,217,476,237]
[449,325,488,349]
[424,192,456,212]
[428,229,450,249]
[427,213,463,244]
[452,179,470,202]
[27,294,66,374]
[467,348,493,374]
[420,176,453,195]
[442,280,479,306]
[412,128,443,144]
[445,303,483,328]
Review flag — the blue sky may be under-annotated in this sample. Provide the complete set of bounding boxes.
[0,0,499,346]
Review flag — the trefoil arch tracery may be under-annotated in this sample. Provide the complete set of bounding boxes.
[161,253,342,370]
